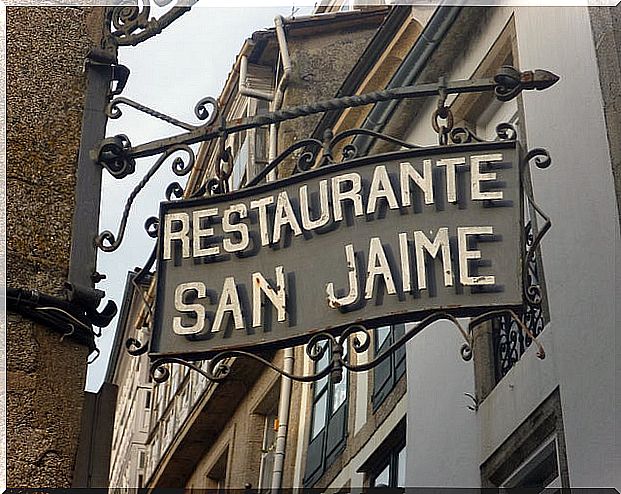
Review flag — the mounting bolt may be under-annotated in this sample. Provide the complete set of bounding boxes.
[91,271,107,284]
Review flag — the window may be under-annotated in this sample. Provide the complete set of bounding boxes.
[502,435,561,491]
[371,444,406,488]
[481,388,569,489]
[205,448,228,494]
[360,419,407,488]
[372,324,406,410]
[304,343,348,486]
[230,135,249,190]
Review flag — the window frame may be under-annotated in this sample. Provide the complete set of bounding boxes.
[303,342,349,487]
[372,323,406,411]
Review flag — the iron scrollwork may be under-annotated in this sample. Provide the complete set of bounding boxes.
[105,0,198,50]
[146,309,545,386]
[490,147,552,380]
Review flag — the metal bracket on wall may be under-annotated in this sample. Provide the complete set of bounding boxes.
[103,0,198,52]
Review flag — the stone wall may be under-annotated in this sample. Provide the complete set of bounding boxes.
[278,25,380,176]
[6,7,107,487]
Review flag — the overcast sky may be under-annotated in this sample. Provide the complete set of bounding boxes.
[87,3,315,391]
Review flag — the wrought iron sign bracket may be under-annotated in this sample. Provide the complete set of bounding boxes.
[96,53,558,387]
[102,1,198,54]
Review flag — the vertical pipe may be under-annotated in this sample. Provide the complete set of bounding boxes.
[270,347,294,492]
[267,15,292,182]
[270,16,294,492]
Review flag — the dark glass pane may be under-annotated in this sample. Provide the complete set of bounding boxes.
[325,401,347,462]
[376,325,391,350]
[304,430,324,484]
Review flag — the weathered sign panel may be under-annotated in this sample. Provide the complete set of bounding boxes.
[151,141,523,358]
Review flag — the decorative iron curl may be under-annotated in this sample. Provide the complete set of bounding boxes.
[165,182,184,201]
[247,138,323,187]
[521,148,552,305]
[306,331,337,362]
[95,144,195,253]
[297,151,318,173]
[449,127,484,144]
[205,177,227,196]
[328,128,421,161]
[496,122,518,140]
[144,216,160,238]
[106,1,196,48]
[150,356,228,384]
[126,337,149,356]
[447,122,517,145]
[338,324,371,354]
[109,3,150,37]
[194,97,219,126]
[97,134,135,179]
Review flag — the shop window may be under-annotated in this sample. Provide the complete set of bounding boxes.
[304,342,348,486]
[372,324,405,410]
[481,388,569,489]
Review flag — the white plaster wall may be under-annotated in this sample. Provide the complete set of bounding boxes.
[405,6,619,488]
[405,321,481,486]
[482,6,619,487]
[404,8,514,486]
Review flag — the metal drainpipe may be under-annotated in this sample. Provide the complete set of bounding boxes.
[239,53,275,101]
[267,15,292,182]
[270,14,293,493]
[270,347,294,493]
[353,4,462,155]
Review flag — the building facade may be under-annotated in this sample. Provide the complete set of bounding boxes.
[108,2,620,490]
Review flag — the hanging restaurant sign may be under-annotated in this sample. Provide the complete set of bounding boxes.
[150,139,524,359]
